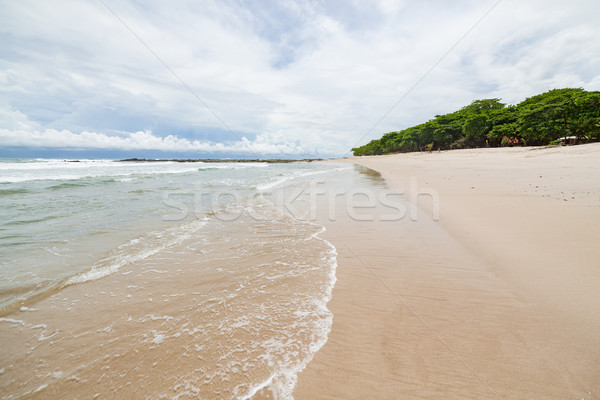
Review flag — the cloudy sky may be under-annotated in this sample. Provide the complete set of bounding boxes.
[1,0,599,158]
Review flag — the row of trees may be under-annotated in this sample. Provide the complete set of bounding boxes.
[352,88,600,156]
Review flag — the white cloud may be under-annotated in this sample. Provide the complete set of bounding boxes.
[0,109,302,155]
[1,0,599,156]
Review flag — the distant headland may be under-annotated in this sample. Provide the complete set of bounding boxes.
[118,158,323,163]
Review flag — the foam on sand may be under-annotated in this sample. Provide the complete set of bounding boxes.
[0,194,340,399]
[295,144,600,399]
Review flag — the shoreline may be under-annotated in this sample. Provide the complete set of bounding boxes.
[2,149,599,398]
[118,158,324,163]
[295,143,600,399]
[0,163,350,399]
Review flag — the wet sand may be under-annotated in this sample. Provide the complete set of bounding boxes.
[0,198,337,399]
[295,144,600,399]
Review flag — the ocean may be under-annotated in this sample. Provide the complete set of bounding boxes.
[0,158,354,399]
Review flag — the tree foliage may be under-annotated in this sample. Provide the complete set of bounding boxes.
[352,88,600,156]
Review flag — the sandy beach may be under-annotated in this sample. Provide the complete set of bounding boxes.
[1,146,599,399]
[295,144,600,399]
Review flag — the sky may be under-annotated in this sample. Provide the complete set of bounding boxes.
[1,0,600,159]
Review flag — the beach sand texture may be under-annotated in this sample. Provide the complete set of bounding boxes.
[1,145,599,399]
[295,143,600,399]
[0,197,338,399]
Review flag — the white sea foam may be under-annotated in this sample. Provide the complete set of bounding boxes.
[221,199,338,400]
[38,329,59,342]
[33,384,48,393]
[256,176,291,192]
[198,162,269,170]
[65,219,207,285]
[0,317,25,325]
[0,168,201,183]
[0,159,270,183]
[151,331,166,345]
[255,169,331,192]
[1,159,350,399]
[265,234,337,399]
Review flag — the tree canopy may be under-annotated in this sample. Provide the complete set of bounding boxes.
[352,88,600,156]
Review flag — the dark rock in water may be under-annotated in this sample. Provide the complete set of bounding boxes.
[118,158,324,163]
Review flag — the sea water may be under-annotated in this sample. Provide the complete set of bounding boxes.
[0,158,351,398]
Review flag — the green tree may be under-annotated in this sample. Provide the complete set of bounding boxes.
[463,114,489,147]
[351,89,599,156]
[460,98,505,114]
[573,91,600,140]
[517,88,585,145]
[429,112,465,149]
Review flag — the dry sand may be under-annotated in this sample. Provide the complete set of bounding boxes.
[294,144,600,399]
